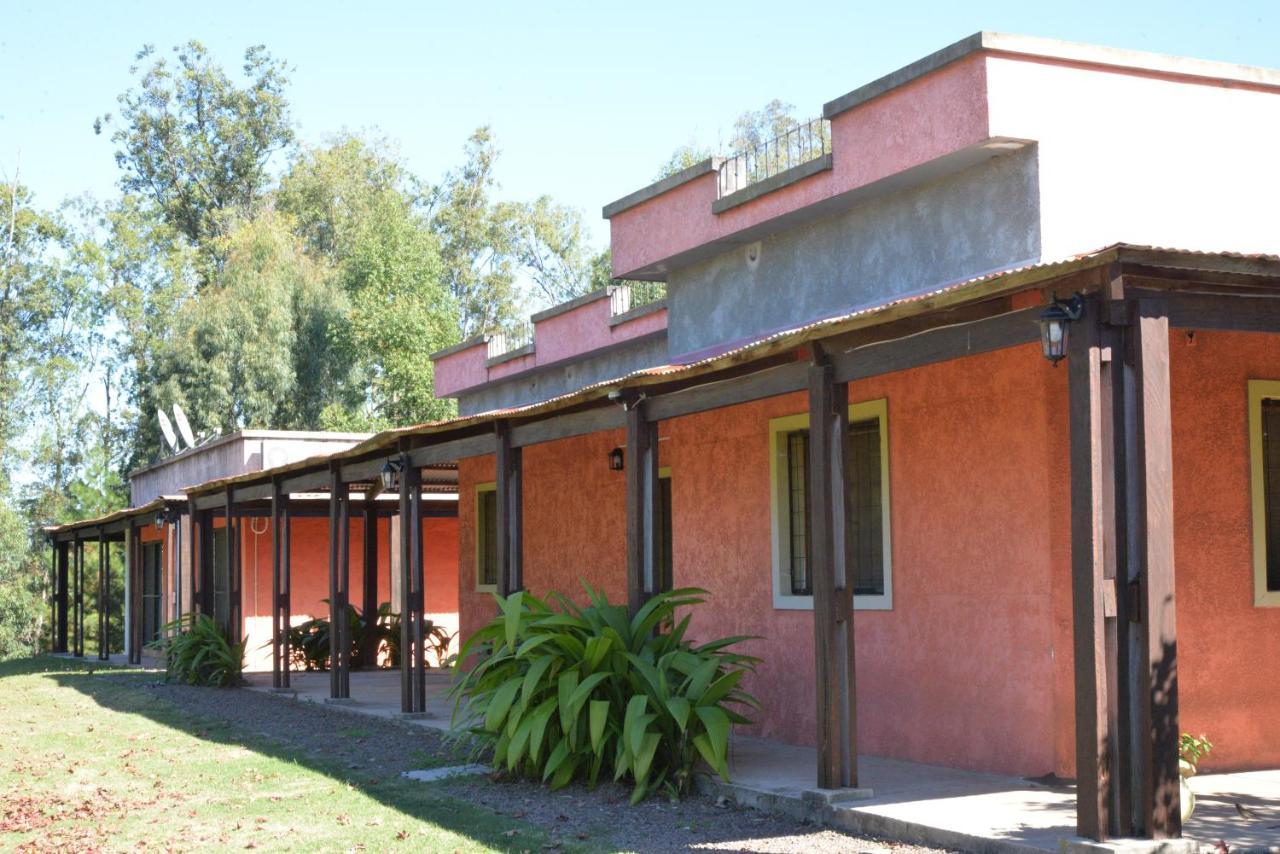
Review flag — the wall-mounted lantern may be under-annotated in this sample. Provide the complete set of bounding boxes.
[1038,293,1085,365]
[380,458,403,492]
[154,512,166,530]
[608,447,625,471]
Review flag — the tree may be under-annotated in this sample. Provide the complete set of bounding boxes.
[281,135,459,428]
[426,127,524,338]
[654,99,802,180]
[98,41,294,277]
[511,196,596,306]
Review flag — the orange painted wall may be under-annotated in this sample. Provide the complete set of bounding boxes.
[457,344,1071,776]
[454,332,1280,776]
[1144,330,1280,771]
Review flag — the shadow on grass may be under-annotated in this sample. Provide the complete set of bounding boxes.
[23,656,574,852]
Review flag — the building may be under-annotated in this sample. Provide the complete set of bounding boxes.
[45,33,1280,844]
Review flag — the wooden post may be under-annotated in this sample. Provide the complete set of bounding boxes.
[48,544,56,652]
[1127,301,1180,837]
[408,461,426,713]
[1070,301,1117,839]
[280,486,292,689]
[398,451,413,713]
[328,466,351,700]
[270,478,283,689]
[98,537,109,661]
[807,346,858,790]
[362,502,379,668]
[56,541,68,653]
[127,524,140,664]
[625,398,659,616]
[395,454,425,714]
[225,488,241,646]
[495,423,523,596]
[73,537,83,657]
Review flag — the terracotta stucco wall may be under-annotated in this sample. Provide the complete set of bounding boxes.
[1162,330,1280,771]
[457,344,1068,776]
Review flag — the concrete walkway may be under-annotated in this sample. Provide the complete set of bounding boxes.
[708,736,1280,854]
[243,668,455,731]
[241,670,1279,854]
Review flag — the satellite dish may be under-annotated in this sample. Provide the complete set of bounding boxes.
[156,408,179,454]
[173,404,197,450]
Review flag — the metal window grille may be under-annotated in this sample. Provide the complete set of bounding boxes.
[718,117,831,198]
[787,430,811,595]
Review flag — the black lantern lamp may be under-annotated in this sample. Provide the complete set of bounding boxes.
[379,458,403,492]
[154,512,166,530]
[1038,293,1085,365]
[608,447,625,471]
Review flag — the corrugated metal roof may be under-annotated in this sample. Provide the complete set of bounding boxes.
[49,242,1280,531]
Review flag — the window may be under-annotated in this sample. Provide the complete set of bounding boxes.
[656,469,673,594]
[770,399,892,610]
[142,542,163,644]
[475,483,498,591]
[211,527,230,631]
[1248,381,1280,606]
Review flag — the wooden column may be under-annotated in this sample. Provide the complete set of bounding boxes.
[1070,295,1180,841]
[73,537,83,657]
[328,466,351,700]
[361,502,379,668]
[127,524,141,665]
[98,537,109,661]
[48,545,57,652]
[625,398,660,616]
[279,484,292,689]
[270,479,284,689]
[55,541,69,653]
[1127,301,1180,837]
[225,488,241,645]
[495,423,523,596]
[807,346,858,790]
[398,454,426,714]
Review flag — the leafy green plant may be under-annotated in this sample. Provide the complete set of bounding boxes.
[287,602,455,670]
[450,586,759,803]
[152,614,245,687]
[1180,733,1213,769]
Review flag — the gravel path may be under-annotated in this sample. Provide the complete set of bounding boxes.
[141,677,951,854]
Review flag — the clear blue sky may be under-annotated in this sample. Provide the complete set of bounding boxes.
[2,0,1277,250]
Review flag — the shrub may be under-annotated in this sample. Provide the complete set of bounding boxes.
[154,614,245,687]
[287,602,456,671]
[450,586,759,803]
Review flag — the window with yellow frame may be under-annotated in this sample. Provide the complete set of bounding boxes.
[768,398,892,611]
[475,482,498,592]
[1248,380,1280,606]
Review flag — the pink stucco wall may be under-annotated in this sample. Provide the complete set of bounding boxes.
[607,54,992,278]
[433,300,668,399]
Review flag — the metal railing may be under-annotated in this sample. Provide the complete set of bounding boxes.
[487,321,533,359]
[608,282,666,317]
[717,117,831,198]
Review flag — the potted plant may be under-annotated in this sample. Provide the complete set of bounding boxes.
[1179,733,1213,821]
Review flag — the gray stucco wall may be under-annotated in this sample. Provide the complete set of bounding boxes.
[456,333,669,416]
[665,146,1042,356]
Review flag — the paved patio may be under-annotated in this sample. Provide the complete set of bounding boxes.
[243,669,1280,854]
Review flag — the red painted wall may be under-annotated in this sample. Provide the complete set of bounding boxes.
[454,334,1280,776]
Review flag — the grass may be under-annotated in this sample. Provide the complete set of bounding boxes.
[0,656,582,852]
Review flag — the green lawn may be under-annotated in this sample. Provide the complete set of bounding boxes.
[0,657,575,852]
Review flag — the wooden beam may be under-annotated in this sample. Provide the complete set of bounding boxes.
[494,424,523,595]
[646,361,809,423]
[807,346,858,790]
[625,398,659,615]
[833,306,1041,383]
[398,452,414,713]
[511,405,626,448]
[1128,301,1181,837]
[279,468,332,495]
[1160,291,1280,334]
[405,433,495,468]
[190,491,226,512]
[231,482,273,503]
